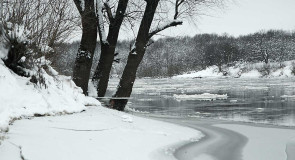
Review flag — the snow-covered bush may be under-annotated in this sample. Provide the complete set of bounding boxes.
[1,21,56,82]
[1,22,30,75]
[257,64,271,76]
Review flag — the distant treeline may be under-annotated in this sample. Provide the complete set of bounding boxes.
[53,30,295,78]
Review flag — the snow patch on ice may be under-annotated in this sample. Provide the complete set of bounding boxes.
[230,99,238,103]
[173,93,228,101]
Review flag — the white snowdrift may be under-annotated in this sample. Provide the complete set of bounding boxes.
[174,61,295,78]
[0,107,203,160]
[175,66,223,78]
[0,59,100,132]
[173,93,228,101]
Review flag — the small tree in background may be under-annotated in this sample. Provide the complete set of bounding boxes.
[204,41,239,72]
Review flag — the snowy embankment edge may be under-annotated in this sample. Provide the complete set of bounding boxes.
[0,58,101,133]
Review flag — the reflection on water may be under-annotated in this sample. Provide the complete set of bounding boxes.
[106,78,295,126]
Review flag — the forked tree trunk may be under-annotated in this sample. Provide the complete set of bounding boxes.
[72,0,97,95]
[93,0,129,97]
[112,0,160,111]
[93,44,116,97]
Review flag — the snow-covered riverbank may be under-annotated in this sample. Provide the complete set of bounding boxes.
[0,107,203,160]
[174,61,295,78]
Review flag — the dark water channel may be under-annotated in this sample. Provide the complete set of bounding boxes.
[106,78,295,126]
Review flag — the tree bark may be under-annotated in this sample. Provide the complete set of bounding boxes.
[112,0,160,111]
[72,0,97,95]
[93,0,129,97]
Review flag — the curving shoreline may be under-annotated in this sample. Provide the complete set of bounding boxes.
[148,116,295,160]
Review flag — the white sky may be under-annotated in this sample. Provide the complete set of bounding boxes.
[127,0,295,39]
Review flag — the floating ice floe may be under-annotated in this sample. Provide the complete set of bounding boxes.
[230,99,238,103]
[173,93,228,101]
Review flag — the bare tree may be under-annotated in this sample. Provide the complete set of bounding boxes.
[92,0,129,97]
[2,0,79,48]
[111,0,224,110]
[1,0,79,76]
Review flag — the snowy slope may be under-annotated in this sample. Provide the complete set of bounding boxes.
[0,59,100,132]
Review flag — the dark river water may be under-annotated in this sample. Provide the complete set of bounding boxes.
[106,78,295,126]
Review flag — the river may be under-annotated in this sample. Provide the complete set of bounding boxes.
[106,77,295,127]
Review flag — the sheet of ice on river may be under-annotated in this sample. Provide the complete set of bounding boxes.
[173,93,228,101]
[216,124,295,160]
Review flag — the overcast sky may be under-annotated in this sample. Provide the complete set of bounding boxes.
[70,0,295,41]
[141,0,295,39]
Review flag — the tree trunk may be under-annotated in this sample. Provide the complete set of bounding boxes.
[72,0,97,95]
[3,39,29,77]
[93,44,115,97]
[112,0,160,111]
[93,0,129,97]
[111,49,145,110]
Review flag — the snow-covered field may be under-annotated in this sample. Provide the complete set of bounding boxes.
[174,61,295,78]
[0,107,203,160]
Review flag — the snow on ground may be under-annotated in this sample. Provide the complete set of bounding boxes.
[173,93,228,101]
[239,69,261,78]
[215,124,295,160]
[0,107,203,160]
[174,61,295,78]
[0,59,100,132]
